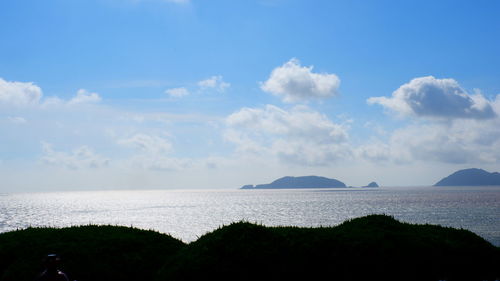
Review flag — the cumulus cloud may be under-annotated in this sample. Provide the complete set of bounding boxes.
[165,87,190,98]
[226,105,347,142]
[41,142,109,169]
[0,78,42,106]
[67,89,102,105]
[118,134,173,155]
[117,134,189,170]
[357,117,500,165]
[364,76,500,165]
[7,116,27,124]
[395,121,500,164]
[0,78,102,109]
[260,58,340,103]
[368,76,496,119]
[164,76,229,97]
[38,89,102,108]
[225,105,350,165]
[356,141,392,163]
[198,75,230,92]
[127,155,190,171]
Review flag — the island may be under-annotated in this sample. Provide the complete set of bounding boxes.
[434,168,500,186]
[241,175,346,189]
[362,181,379,188]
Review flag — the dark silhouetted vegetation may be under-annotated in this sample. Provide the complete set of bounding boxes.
[0,225,183,281]
[158,215,499,281]
[0,215,498,281]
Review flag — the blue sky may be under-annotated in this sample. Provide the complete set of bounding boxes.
[1,0,500,191]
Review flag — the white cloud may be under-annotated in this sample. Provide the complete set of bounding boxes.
[164,76,230,97]
[117,134,189,170]
[67,89,102,105]
[0,78,42,106]
[260,58,340,103]
[198,75,230,92]
[358,117,500,165]
[225,105,351,165]
[356,141,392,163]
[38,89,101,108]
[0,78,101,109]
[226,105,347,142]
[126,155,191,171]
[7,116,27,124]
[393,121,500,164]
[118,133,173,155]
[39,96,64,108]
[41,142,109,169]
[367,76,496,119]
[165,87,190,98]
[364,76,500,166]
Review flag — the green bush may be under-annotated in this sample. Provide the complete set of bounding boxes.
[0,215,498,281]
[0,225,184,281]
[157,215,499,281]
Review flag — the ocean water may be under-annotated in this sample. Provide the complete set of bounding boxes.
[0,186,499,245]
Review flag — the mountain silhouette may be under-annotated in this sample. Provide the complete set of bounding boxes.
[435,168,500,186]
[363,181,379,187]
[241,176,346,189]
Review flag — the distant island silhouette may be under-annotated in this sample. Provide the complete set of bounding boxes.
[242,176,381,189]
[241,176,346,189]
[363,181,379,188]
[435,168,500,186]
[242,168,500,190]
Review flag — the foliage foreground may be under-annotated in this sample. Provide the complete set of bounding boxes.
[0,215,498,281]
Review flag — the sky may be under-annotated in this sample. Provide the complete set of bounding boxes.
[1,0,500,192]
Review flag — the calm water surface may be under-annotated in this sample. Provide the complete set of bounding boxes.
[0,186,499,245]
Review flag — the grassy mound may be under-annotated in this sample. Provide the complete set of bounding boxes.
[157,215,499,281]
[0,215,498,281]
[0,225,184,281]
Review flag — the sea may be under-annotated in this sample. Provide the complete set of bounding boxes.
[0,186,499,246]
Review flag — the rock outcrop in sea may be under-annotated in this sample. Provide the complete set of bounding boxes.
[363,181,379,187]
